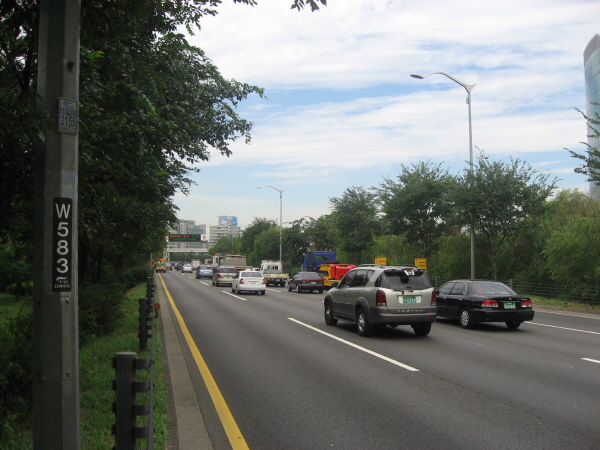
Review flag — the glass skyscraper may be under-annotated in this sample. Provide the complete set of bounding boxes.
[584,34,600,199]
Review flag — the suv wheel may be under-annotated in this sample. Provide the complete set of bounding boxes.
[411,322,431,336]
[459,308,475,329]
[324,302,337,326]
[356,309,374,337]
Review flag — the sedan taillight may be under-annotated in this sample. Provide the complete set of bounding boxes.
[482,300,498,308]
[376,290,387,306]
[239,278,244,284]
[262,279,266,285]
[521,299,532,308]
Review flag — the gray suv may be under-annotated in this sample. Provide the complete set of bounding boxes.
[212,267,237,286]
[324,265,437,337]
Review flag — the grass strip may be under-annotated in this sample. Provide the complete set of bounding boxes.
[0,284,168,450]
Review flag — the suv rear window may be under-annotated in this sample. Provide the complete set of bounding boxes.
[376,269,431,290]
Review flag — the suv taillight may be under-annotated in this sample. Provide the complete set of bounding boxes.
[376,290,387,306]
[431,290,436,306]
[482,300,498,308]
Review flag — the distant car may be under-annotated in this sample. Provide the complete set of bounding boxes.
[175,263,183,271]
[287,272,325,294]
[231,271,266,295]
[196,265,213,279]
[324,265,436,337]
[165,262,172,270]
[436,280,534,329]
[181,264,193,273]
[212,267,237,286]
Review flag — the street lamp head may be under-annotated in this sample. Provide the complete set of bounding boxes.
[410,74,424,79]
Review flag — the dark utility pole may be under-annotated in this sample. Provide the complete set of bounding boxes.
[33,0,81,448]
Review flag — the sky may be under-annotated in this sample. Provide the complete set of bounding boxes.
[174,0,600,231]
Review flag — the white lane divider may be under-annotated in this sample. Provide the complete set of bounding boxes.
[288,318,419,372]
[582,358,600,364]
[528,322,600,335]
[224,291,247,301]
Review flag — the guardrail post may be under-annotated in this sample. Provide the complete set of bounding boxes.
[138,298,153,352]
[112,352,152,450]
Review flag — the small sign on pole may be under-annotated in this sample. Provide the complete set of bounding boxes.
[58,98,78,134]
[414,258,427,270]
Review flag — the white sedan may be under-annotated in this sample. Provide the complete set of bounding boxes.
[181,264,193,273]
[231,271,266,295]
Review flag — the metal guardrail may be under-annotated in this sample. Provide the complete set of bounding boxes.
[112,268,159,449]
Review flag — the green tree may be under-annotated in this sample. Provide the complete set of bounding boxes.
[451,152,557,279]
[209,235,239,255]
[542,190,600,285]
[282,217,314,272]
[252,228,280,265]
[237,217,278,261]
[304,214,337,250]
[567,107,600,187]
[329,186,381,264]
[377,161,456,258]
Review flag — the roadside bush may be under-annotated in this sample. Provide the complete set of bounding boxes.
[121,266,151,290]
[0,302,33,441]
[79,284,126,346]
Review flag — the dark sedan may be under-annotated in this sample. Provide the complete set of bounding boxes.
[436,280,534,329]
[287,272,325,294]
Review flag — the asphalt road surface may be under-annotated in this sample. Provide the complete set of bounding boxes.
[161,270,600,450]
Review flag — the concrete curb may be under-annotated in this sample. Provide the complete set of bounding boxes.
[157,275,214,450]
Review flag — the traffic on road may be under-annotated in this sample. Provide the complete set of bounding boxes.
[160,269,600,450]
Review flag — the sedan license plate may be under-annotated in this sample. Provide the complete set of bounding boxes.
[402,296,417,304]
[504,302,516,309]
[309,281,317,284]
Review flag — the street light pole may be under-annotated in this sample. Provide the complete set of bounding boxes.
[411,71,476,279]
[257,185,283,263]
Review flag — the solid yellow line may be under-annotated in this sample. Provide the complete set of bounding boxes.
[159,275,249,450]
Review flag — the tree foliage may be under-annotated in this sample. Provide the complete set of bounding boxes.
[377,161,456,258]
[451,152,557,279]
[567,106,600,187]
[542,190,600,285]
[329,186,380,264]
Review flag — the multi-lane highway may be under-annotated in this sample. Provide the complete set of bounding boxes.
[160,270,600,450]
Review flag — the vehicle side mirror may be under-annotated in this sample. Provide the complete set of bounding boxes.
[330,281,339,288]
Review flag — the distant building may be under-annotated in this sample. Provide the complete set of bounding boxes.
[167,218,242,255]
[584,34,600,200]
[167,220,209,254]
[209,217,241,250]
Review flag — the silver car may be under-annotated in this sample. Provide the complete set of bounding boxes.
[231,271,266,295]
[212,267,237,287]
[181,264,193,273]
[324,265,437,337]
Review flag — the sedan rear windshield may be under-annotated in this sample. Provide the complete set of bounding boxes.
[300,272,323,279]
[377,271,431,290]
[219,267,237,273]
[240,272,262,277]
[469,282,515,296]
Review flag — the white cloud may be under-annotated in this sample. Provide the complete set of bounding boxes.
[176,0,600,227]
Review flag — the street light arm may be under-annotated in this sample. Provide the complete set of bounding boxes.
[257,185,284,195]
[411,71,476,94]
